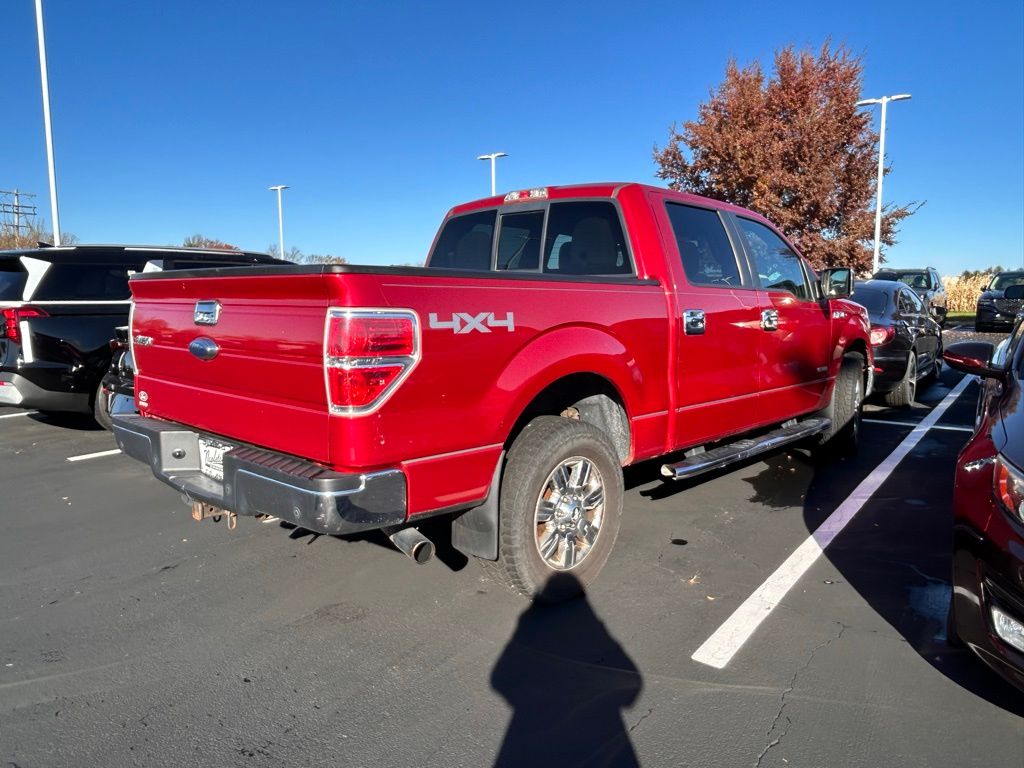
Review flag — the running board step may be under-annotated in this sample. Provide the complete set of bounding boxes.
[660,417,831,481]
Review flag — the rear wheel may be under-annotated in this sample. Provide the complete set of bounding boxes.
[93,381,113,431]
[883,351,917,408]
[480,415,624,602]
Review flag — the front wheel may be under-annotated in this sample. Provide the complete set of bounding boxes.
[481,416,624,602]
[812,352,863,457]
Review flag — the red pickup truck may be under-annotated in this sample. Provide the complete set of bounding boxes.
[112,183,872,601]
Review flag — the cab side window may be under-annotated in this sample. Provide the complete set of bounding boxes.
[665,203,742,287]
[736,218,810,300]
[427,210,496,271]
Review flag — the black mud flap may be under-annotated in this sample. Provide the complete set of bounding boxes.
[451,452,504,561]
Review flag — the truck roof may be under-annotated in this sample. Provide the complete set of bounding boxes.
[446,182,774,224]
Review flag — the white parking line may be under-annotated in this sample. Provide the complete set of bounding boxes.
[691,375,973,669]
[862,418,974,433]
[0,411,38,420]
[66,449,122,463]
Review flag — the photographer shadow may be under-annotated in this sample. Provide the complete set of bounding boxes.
[490,573,643,768]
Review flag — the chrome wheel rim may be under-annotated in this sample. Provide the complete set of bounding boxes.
[534,456,605,570]
[908,355,917,400]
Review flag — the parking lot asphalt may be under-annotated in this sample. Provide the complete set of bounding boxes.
[2,360,1023,766]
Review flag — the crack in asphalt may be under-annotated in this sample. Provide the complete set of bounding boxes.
[628,707,654,734]
[753,622,847,768]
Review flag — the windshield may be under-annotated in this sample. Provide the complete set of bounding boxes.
[0,261,28,300]
[874,271,929,290]
[989,273,1024,291]
[851,287,889,315]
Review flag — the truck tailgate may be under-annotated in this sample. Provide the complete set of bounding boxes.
[129,272,333,464]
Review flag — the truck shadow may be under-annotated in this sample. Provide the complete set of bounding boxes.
[490,573,643,767]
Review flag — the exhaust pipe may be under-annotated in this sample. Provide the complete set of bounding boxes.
[387,526,434,565]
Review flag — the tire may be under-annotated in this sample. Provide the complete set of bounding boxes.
[883,351,917,408]
[812,352,863,457]
[480,415,624,602]
[93,381,113,431]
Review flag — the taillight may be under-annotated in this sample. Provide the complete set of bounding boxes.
[324,309,419,414]
[869,325,895,346]
[1,306,48,345]
[994,456,1024,524]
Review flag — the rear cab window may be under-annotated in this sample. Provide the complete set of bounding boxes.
[664,203,742,287]
[427,200,633,277]
[542,202,631,275]
[427,210,496,270]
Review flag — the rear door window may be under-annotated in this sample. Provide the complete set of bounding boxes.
[736,218,810,300]
[33,262,145,301]
[497,211,544,271]
[543,202,631,275]
[0,260,28,300]
[427,210,496,271]
[665,203,741,287]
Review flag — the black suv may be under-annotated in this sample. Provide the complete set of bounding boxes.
[976,271,1024,333]
[871,267,948,326]
[0,245,281,422]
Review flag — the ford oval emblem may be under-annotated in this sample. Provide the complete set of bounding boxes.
[189,337,220,361]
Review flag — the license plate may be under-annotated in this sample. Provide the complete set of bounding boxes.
[198,438,234,481]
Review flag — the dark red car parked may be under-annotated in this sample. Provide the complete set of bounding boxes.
[945,289,1024,691]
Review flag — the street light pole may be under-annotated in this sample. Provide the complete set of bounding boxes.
[34,0,61,246]
[856,94,912,274]
[268,185,288,259]
[477,152,507,196]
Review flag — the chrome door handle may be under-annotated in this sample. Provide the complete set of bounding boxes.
[761,309,779,331]
[684,309,705,335]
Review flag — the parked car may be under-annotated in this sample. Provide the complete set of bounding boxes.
[871,267,947,326]
[850,279,943,407]
[112,183,872,601]
[0,245,283,425]
[943,284,1024,692]
[976,271,1024,333]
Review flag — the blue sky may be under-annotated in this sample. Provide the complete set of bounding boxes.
[1,0,1021,275]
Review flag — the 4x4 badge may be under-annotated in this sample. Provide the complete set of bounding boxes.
[428,312,514,334]
[194,300,221,326]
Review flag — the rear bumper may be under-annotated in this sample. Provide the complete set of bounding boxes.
[111,413,407,535]
[0,371,91,412]
[869,349,909,392]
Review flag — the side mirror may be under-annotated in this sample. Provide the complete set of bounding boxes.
[821,267,853,299]
[943,341,1005,380]
[1005,285,1024,300]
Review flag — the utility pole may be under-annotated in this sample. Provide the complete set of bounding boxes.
[34,0,61,245]
[0,190,39,239]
